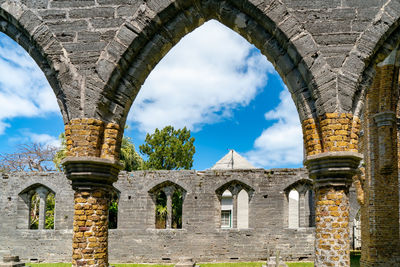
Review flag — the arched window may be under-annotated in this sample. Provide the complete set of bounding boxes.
[172,190,183,229]
[149,181,186,230]
[221,190,233,228]
[155,191,167,229]
[29,192,40,230]
[18,184,56,230]
[45,192,55,230]
[288,189,299,228]
[109,193,119,229]
[237,189,249,229]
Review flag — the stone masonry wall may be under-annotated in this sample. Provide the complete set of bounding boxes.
[0,169,359,264]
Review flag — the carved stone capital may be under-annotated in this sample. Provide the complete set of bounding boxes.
[62,157,123,190]
[304,152,363,188]
[373,111,396,127]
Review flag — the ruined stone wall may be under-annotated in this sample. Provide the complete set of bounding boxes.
[0,169,359,263]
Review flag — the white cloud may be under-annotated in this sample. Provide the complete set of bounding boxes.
[128,20,275,133]
[0,33,60,134]
[29,133,61,148]
[245,88,304,168]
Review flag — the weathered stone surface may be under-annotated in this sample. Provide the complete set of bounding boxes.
[0,169,361,263]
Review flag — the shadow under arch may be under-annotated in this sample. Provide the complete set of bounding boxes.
[215,179,255,200]
[19,182,56,196]
[148,180,188,195]
[0,2,71,122]
[146,178,190,194]
[95,0,326,126]
[283,178,313,195]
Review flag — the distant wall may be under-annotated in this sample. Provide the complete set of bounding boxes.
[0,169,359,263]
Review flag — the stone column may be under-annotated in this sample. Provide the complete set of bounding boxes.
[36,188,48,230]
[232,192,238,229]
[164,186,175,229]
[297,185,307,228]
[306,152,362,267]
[63,118,123,267]
[360,52,400,267]
[63,158,121,267]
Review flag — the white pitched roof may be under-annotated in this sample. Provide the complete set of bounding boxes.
[210,150,256,170]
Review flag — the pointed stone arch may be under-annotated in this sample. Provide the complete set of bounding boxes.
[94,0,329,126]
[0,2,76,122]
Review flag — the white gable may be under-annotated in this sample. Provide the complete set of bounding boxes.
[210,150,256,170]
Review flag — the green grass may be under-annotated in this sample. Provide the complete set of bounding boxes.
[199,262,263,267]
[113,264,173,267]
[27,264,72,267]
[286,262,314,267]
[27,264,172,267]
[25,254,360,267]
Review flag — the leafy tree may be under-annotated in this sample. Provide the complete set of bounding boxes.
[45,193,55,229]
[120,136,144,171]
[53,133,67,171]
[53,133,144,172]
[139,126,195,170]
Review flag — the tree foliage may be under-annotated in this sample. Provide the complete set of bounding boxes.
[53,133,67,171]
[120,136,144,171]
[53,133,144,172]
[139,126,195,170]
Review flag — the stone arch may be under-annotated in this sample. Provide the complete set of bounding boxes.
[94,0,330,126]
[215,179,254,199]
[17,183,56,230]
[148,180,187,229]
[0,2,73,122]
[284,179,314,228]
[342,2,400,118]
[146,178,189,194]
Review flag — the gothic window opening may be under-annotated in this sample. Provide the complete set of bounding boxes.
[288,189,299,228]
[45,192,55,230]
[286,181,314,229]
[172,190,183,229]
[221,190,233,228]
[109,193,119,229]
[150,182,186,230]
[237,189,249,228]
[18,184,56,230]
[29,192,40,230]
[217,181,254,229]
[155,191,167,229]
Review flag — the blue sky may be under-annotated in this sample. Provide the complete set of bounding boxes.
[0,20,303,171]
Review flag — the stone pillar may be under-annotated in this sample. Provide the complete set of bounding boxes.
[164,186,174,229]
[36,188,48,230]
[306,152,362,267]
[297,185,307,228]
[63,158,121,267]
[360,52,400,267]
[63,118,123,267]
[232,193,238,229]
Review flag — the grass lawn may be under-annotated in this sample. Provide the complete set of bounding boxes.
[27,264,173,267]
[286,262,313,267]
[26,254,361,267]
[199,262,263,267]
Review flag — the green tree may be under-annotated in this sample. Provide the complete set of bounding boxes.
[139,126,195,170]
[53,133,144,172]
[120,136,144,171]
[53,133,67,171]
